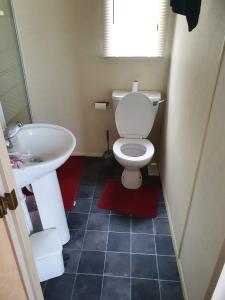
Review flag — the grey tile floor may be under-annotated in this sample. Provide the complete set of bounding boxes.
[42,158,184,300]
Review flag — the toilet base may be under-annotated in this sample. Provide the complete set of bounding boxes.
[121,169,142,189]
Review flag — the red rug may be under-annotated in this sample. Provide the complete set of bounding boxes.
[57,156,85,210]
[98,179,159,217]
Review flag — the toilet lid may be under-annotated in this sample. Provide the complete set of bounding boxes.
[115,92,155,138]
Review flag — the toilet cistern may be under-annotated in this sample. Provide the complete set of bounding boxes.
[112,87,162,189]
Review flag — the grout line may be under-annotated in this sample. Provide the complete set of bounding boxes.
[67,229,171,236]
[64,272,181,283]
[100,209,111,300]
[67,228,172,236]
[69,211,168,219]
[69,176,97,300]
[152,218,162,300]
[64,248,175,257]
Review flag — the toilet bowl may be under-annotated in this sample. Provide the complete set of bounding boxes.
[112,90,161,189]
[113,138,154,189]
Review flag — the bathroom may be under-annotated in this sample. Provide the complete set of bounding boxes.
[0,0,225,299]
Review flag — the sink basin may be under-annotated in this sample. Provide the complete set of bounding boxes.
[10,123,76,245]
[10,123,76,188]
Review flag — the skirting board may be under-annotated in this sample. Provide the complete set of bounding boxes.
[161,182,189,300]
[72,152,103,157]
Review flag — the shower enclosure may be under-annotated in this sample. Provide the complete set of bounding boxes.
[0,0,31,128]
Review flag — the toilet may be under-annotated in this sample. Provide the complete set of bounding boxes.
[112,89,161,189]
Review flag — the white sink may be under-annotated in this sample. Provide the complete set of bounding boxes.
[10,123,76,188]
[10,123,76,245]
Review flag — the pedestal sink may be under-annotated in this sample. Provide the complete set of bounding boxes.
[10,123,76,245]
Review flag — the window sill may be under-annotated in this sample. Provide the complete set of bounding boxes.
[102,56,165,60]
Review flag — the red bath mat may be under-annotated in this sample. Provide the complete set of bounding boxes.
[57,156,84,210]
[98,179,159,217]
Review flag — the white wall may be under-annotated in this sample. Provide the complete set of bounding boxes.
[159,0,225,251]
[159,0,225,298]
[180,46,225,300]
[12,0,173,155]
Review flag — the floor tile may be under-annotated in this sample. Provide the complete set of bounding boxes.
[158,256,180,281]
[41,281,47,293]
[160,281,184,300]
[109,215,131,232]
[77,185,95,198]
[44,273,75,300]
[104,252,130,277]
[155,235,175,255]
[132,217,153,234]
[132,254,158,279]
[63,249,80,273]
[98,167,114,181]
[87,213,109,231]
[64,230,85,250]
[71,198,92,213]
[83,158,101,175]
[83,230,108,251]
[157,202,167,218]
[93,184,104,199]
[101,276,130,300]
[154,218,170,235]
[107,232,130,252]
[67,213,88,230]
[132,233,155,254]
[158,191,165,202]
[43,157,183,300]
[78,250,105,275]
[131,278,160,300]
[80,175,97,186]
[143,176,161,186]
[91,198,109,214]
[72,274,102,300]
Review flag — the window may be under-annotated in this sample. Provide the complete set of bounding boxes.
[104,0,168,58]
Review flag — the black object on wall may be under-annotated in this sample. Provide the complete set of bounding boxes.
[170,0,202,31]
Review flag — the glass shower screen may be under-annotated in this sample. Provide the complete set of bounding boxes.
[0,0,31,128]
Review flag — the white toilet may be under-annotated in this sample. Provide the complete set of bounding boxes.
[112,89,161,189]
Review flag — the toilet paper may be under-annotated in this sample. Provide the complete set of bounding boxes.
[95,102,107,110]
[132,80,139,93]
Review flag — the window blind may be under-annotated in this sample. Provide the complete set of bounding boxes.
[104,0,169,58]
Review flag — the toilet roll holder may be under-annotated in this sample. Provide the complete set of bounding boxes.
[93,101,110,109]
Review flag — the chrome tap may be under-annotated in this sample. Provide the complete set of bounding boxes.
[4,121,23,149]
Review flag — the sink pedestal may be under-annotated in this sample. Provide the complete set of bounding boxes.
[32,171,70,245]
[18,188,34,234]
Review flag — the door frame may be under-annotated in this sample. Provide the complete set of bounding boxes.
[0,126,43,300]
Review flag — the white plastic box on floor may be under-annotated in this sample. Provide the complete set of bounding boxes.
[30,228,64,282]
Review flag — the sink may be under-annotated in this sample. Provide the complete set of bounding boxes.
[10,123,76,245]
[10,123,76,188]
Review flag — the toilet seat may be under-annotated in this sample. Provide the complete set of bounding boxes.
[113,138,154,168]
[115,92,155,138]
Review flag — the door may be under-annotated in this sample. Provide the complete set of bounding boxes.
[0,126,43,300]
[0,219,27,299]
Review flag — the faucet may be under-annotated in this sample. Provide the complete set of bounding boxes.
[4,121,23,149]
